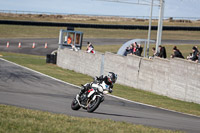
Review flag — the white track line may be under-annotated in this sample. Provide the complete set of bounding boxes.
[1,58,199,118]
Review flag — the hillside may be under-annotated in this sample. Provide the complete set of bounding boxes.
[1,12,200,27]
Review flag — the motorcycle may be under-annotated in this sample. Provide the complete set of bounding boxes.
[71,80,111,113]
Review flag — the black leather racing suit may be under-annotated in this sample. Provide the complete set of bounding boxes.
[79,75,113,95]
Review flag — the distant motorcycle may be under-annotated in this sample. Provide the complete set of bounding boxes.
[71,81,111,113]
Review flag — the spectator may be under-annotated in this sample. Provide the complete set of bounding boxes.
[71,44,78,52]
[125,42,142,57]
[149,47,159,59]
[171,46,184,59]
[187,53,193,60]
[67,35,72,44]
[135,44,143,56]
[195,46,199,52]
[189,46,198,61]
[128,43,134,55]
[196,52,200,63]
[124,46,131,56]
[158,45,167,58]
[86,42,95,54]
[132,42,137,55]
[129,42,143,56]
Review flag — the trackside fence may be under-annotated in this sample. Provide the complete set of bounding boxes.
[57,48,200,104]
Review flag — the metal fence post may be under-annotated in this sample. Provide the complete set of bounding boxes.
[100,54,104,76]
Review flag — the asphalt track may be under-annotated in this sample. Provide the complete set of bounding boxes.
[0,38,200,56]
[0,58,200,133]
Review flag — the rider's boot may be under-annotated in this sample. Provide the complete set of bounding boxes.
[78,83,91,97]
[78,87,85,97]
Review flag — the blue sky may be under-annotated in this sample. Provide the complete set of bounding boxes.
[0,0,199,18]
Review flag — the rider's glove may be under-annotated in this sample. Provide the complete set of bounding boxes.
[94,76,98,81]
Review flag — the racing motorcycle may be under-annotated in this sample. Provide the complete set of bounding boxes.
[71,81,111,113]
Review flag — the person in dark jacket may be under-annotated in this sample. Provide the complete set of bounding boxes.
[158,45,167,58]
[189,46,198,61]
[171,46,184,59]
[196,52,200,63]
[95,72,117,89]
[135,44,143,56]
[124,46,131,56]
[131,42,137,55]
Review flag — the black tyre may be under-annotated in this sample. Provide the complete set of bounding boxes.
[71,98,81,110]
[87,96,101,113]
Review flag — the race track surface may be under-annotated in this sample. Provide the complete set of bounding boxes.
[0,58,200,133]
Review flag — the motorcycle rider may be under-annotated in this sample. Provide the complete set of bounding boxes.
[79,72,117,96]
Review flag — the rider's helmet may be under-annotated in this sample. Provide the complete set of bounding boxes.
[107,72,117,84]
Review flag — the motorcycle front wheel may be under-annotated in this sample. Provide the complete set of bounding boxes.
[87,96,101,113]
[71,98,81,110]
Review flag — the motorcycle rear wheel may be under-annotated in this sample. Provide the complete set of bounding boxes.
[87,97,101,113]
[71,98,81,110]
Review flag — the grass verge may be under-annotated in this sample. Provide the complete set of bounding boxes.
[1,24,200,41]
[0,52,200,117]
[1,13,200,40]
[0,104,182,133]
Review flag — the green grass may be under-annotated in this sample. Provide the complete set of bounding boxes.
[113,84,200,116]
[0,52,92,85]
[1,13,200,40]
[0,14,198,133]
[1,24,200,40]
[1,52,200,117]
[0,104,182,133]
[0,24,63,38]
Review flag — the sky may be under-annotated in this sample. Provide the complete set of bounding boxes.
[0,0,200,19]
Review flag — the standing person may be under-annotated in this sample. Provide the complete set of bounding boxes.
[133,42,138,54]
[158,45,167,58]
[128,44,134,55]
[189,46,198,61]
[67,35,72,44]
[86,42,95,54]
[195,46,199,52]
[187,53,193,60]
[196,52,200,63]
[71,44,78,52]
[171,46,184,59]
[135,44,143,56]
[149,47,159,59]
[124,46,131,56]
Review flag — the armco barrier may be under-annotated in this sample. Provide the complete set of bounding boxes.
[57,48,200,104]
